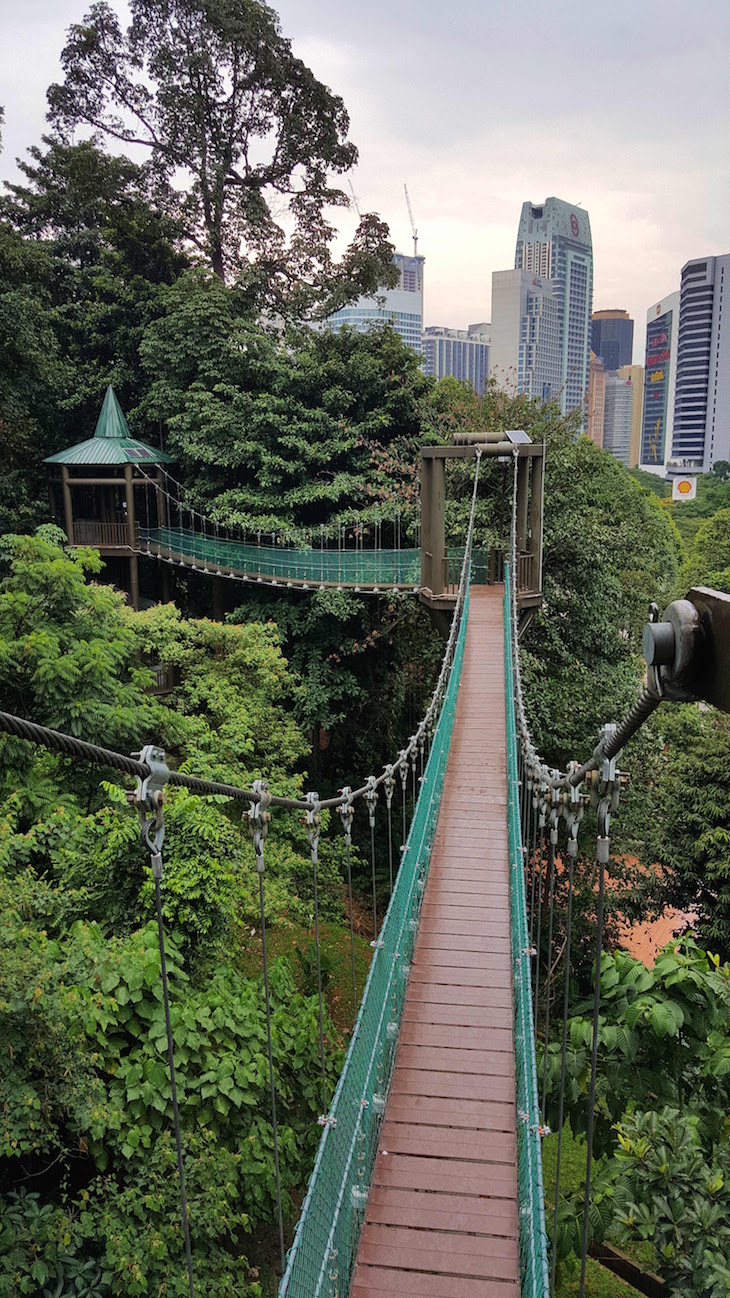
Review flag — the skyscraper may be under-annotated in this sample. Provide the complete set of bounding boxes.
[670,255,730,473]
[617,365,644,467]
[640,292,679,473]
[586,353,606,447]
[603,372,635,466]
[591,310,634,371]
[515,198,593,416]
[489,270,561,402]
[324,252,425,354]
[422,324,490,394]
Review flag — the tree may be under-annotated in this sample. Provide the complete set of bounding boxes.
[140,273,430,530]
[0,229,66,534]
[48,0,398,313]
[544,941,730,1296]
[679,506,730,592]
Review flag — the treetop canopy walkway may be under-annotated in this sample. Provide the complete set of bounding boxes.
[15,402,729,1297]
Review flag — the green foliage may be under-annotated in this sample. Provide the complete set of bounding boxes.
[611,1108,730,1298]
[47,0,396,310]
[544,941,730,1293]
[650,704,730,959]
[140,274,428,531]
[0,531,174,751]
[679,507,730,593]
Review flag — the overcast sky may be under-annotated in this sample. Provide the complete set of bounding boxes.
[2,0,729,362]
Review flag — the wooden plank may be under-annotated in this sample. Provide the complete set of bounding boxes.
[357,1237,518,1282]
[390,1068,515,1103]
[405,980,513,1009]
[396,1044,514,1076]
[378,1122,516,1163]
[371,1153,517,1199]
[399,1022,514,1052]
[403,1002,514,1029]
[352,1265,518,1297]
[384,1095,516,1132]
[366,1185,518,1233]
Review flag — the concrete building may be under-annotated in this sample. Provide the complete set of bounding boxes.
[324,252,425,354]
[422,324,490,394]
[515,197,593,416]
[489,270,561,403]
[640,291,680,474]
[618,364,644,467]
[670,254,730,474]
[603,371,635,466]
[587,352,606,447]
[591,309,634,371]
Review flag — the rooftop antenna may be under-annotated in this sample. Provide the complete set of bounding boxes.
[404,183,418,256]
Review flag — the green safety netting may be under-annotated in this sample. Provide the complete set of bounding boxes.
[278,588,471,1298]
[504,564,550,1297]
[140,527,421,586]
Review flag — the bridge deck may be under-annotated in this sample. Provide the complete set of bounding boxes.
[352,585,519,1298]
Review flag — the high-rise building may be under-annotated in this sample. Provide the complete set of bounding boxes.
[515,197,593,415]
[603,372,635,466]
[422,324,490,394]
[489,270,561,402]
[618,364,644,467]
[591,309,634,371]
[670,254,730,473]
[324,252,425,354]
[640,291,680,474]
[587,352,606,447]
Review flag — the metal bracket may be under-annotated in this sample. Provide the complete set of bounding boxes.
[129,743,170,875]
[248,779,271,873]
[337,786,354,847]
[304,791,321,864]
[365,776,379,829]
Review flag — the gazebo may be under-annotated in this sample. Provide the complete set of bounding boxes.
[45,386,173,609]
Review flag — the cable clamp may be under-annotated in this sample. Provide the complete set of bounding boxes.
[522,946,537,958]
[370,939,384,950]
[337,786,354,846]
[533,1123,551,1137]
[129,743,170,870]
[302,791,321,864]
[247,779,271,873]
[365,775,378,829]
[317,1114,337,1128]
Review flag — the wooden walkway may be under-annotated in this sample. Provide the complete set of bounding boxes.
[352,585,519,1298]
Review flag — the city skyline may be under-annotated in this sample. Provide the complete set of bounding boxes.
[1,0,728,364]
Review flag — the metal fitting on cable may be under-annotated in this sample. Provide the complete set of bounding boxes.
[383,766,395,811]
[248,779,271,873]
[550,775,561,845]
[129,743,170,877]
[303,791,321,863]
[365,776,378,829]
[337,786,354,846]
[399,752,409,796]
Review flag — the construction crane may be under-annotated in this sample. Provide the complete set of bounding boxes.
[348,179,361,220]
[404,183,418,256]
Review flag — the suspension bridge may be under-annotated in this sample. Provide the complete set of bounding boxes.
[9,404,729,1298]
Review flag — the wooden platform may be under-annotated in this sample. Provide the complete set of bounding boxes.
[352,585,518,1298]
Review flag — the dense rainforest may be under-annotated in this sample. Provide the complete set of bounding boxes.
[1,3,730,1297]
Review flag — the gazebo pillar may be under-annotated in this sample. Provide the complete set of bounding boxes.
[124,464,139,610]
[61,466,74,543]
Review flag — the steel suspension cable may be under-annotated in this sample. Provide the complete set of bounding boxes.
[153,870,195,1298]
[578,809,609,1298]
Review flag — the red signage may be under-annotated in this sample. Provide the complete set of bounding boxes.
[650,332,667,346]
[647,349,670,365]
[570,214,579,237]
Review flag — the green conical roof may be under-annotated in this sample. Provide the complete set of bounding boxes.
[45,386,172,467]
[94,385,132,440]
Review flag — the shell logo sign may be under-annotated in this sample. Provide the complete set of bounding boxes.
[672,477,697,501]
